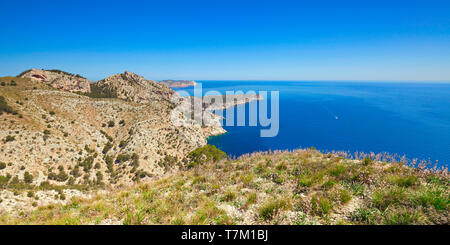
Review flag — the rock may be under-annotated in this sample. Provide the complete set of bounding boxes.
[95,71,174,103]
[18,69,91,93]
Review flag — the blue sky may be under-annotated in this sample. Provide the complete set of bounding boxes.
[0,0,449,81]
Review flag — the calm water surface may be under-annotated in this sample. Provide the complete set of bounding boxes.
[175,81,450,168]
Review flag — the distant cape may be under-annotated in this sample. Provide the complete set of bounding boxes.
[159,80,196,88]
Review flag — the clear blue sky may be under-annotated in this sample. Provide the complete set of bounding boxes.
[0,0,449,81]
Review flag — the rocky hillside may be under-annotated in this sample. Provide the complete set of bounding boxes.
[95,71,174,103]
[0,71,210,192]
[18,69,91,93]
[1,146,448,225]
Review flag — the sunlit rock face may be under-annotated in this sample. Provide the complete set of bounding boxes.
[19,69,91,93]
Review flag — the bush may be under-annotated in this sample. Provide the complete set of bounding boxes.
[81,83,117,99]
[119,140,127,148]
[223,190,236,202]
[184,145,227,169]
[24,171,33,183]
[339,189,352,204]
[48,168,69,182]
[363,157,373,165]
[0,162,6,170]
[115,154,131,163]
[0,96,16,114]
[389,175,419,187]
[158,155,178,170]
[27,191,34,198]
[102,141,113,154]
[258,198,289,221]
[80,156,95,172]
[3,135,15,142]
[108,121,115,127]
[311,196,333,216]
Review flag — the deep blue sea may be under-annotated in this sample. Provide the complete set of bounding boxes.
[175,81,450,168]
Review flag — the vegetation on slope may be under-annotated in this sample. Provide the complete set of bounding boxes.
[0,96,15,115]
[1,146,448,225]
[79,82,117,98]
[17,69,86,79]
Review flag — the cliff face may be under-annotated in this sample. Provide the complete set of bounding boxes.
[18,69,91,93]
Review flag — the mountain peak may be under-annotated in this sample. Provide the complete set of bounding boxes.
[17,68,90,93]
[96,71,174,103]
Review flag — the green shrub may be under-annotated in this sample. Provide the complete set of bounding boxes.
[184,145,227,169]
[81,83,117,98]
[258,198,289,221]
[80,156,95,172]
[246,192,258,206]
[70,166,81,177]
[115,154,131,163]
[108,120,115,127]
[23,171,33,183]
[102,141,113,154]
[0,96,16,115]
[27,191,35,198]
[413,187,449,210]
[383,208,423,225]
[339,189,352,204]
[48,167,69,182]
[3,135,15,142]
[119,140,127,148]
[363,157,373,165]
[222,190,236,202]
[311,196,333,216]
[372,187,406,211]
[157,155,177,170]
[389,175,419,187]
[0,162,6,170]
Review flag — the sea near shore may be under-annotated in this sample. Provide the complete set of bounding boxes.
[175,81,450,168]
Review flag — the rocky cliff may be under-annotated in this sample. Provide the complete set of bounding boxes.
[18,69,91,93]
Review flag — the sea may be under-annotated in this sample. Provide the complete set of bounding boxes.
[174,81,450,168]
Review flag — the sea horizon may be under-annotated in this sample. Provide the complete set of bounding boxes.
[175,80,450,168]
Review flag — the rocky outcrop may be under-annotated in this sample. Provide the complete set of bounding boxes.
[95,71,174,103]
[18,69,91,93]
[160,80,196,88]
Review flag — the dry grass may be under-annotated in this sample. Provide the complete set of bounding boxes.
[1,148,448,225]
